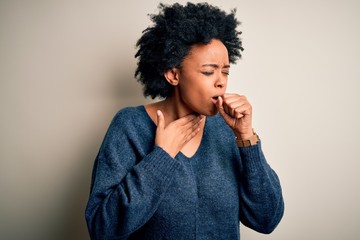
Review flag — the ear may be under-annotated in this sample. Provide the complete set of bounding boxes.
[164,68,180,86]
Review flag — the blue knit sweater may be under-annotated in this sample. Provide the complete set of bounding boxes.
[85,106,284,239]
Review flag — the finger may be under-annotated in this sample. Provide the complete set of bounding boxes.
[217,96,233,123]
[228,102,244,118]
[156,110,165,130]
[235,112,244,119]
[223,94,248,107]
[183,115,203,132]
[182,117,202,141]
[218,96,234,118]
[223,93,246,100]
[233,103,252,118]
[223,95,248,118]
[222,97,232,116]
[216,95,225,116]
[229,104,247,118]
[185,127,201,142]
[222,94,241,106]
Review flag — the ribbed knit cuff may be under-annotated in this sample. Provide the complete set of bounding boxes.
[238,140,267,173]
[138,145,181,183]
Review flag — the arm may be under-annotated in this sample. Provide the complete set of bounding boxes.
[238,142,284,233]
[85,109,203,239]
[85,128,180,239]
[216,94,284,233]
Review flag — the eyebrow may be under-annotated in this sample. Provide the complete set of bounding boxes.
[201,64,230,68]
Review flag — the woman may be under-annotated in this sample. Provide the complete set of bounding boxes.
[85,2,284,239]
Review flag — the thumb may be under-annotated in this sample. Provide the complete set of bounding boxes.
[156,110,165,130]
[217,96,232,123]
[216,96,227,118]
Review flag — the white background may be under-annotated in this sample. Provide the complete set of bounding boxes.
[1,0,359,239]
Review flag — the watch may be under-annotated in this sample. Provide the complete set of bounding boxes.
[236,130,260,147]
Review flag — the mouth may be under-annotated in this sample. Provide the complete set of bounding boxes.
[211,96,219,104]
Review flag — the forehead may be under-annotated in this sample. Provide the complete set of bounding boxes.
[183,39,229,66]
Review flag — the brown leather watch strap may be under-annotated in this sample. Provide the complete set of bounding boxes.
[236,131,260,147]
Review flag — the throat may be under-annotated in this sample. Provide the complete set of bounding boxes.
[180,121,205,158]
[162,95,194,121]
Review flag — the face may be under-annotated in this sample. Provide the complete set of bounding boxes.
[174,39,230,116]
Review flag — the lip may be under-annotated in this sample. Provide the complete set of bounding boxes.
[211,95,220,104]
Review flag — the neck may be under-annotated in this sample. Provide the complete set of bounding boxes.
[161,94,192,121]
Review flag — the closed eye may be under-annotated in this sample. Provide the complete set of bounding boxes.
[202,71,214,76]
[202,71,229,76]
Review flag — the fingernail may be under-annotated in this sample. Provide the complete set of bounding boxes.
[157,110,161,116]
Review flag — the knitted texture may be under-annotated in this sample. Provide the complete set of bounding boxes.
[85,106,284,239]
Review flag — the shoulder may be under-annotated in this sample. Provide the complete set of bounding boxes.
[110,106,147,127]
[113,105,146,120]
[105,105,150,137]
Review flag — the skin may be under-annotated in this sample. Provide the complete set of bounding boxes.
[145,39,253,158]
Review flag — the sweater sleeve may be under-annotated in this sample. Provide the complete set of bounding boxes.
[85,111,181,239]
[238,141,284,234]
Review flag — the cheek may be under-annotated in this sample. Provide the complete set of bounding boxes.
[178,73,213,99]
[182,81,207,97]
[179,85,198,101]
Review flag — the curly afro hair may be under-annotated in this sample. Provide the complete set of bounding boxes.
[135,2,244,99]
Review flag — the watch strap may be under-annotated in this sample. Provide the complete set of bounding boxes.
[236,130,260,147]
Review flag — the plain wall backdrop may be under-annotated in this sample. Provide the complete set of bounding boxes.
[1,0,359,239]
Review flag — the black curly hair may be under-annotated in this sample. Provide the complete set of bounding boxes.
[135,2,244,99]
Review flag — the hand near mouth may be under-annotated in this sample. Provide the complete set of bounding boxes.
[216,94,254,140]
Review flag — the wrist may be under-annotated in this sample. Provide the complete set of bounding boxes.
[234,128,254,140]
[235,128,259,147]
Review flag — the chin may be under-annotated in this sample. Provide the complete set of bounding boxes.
[209,105,219,116]
[208,110,219,116]
[191,103,218,116]
[199,107,218,116]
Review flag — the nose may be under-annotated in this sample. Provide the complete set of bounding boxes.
[215,75,226,88]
